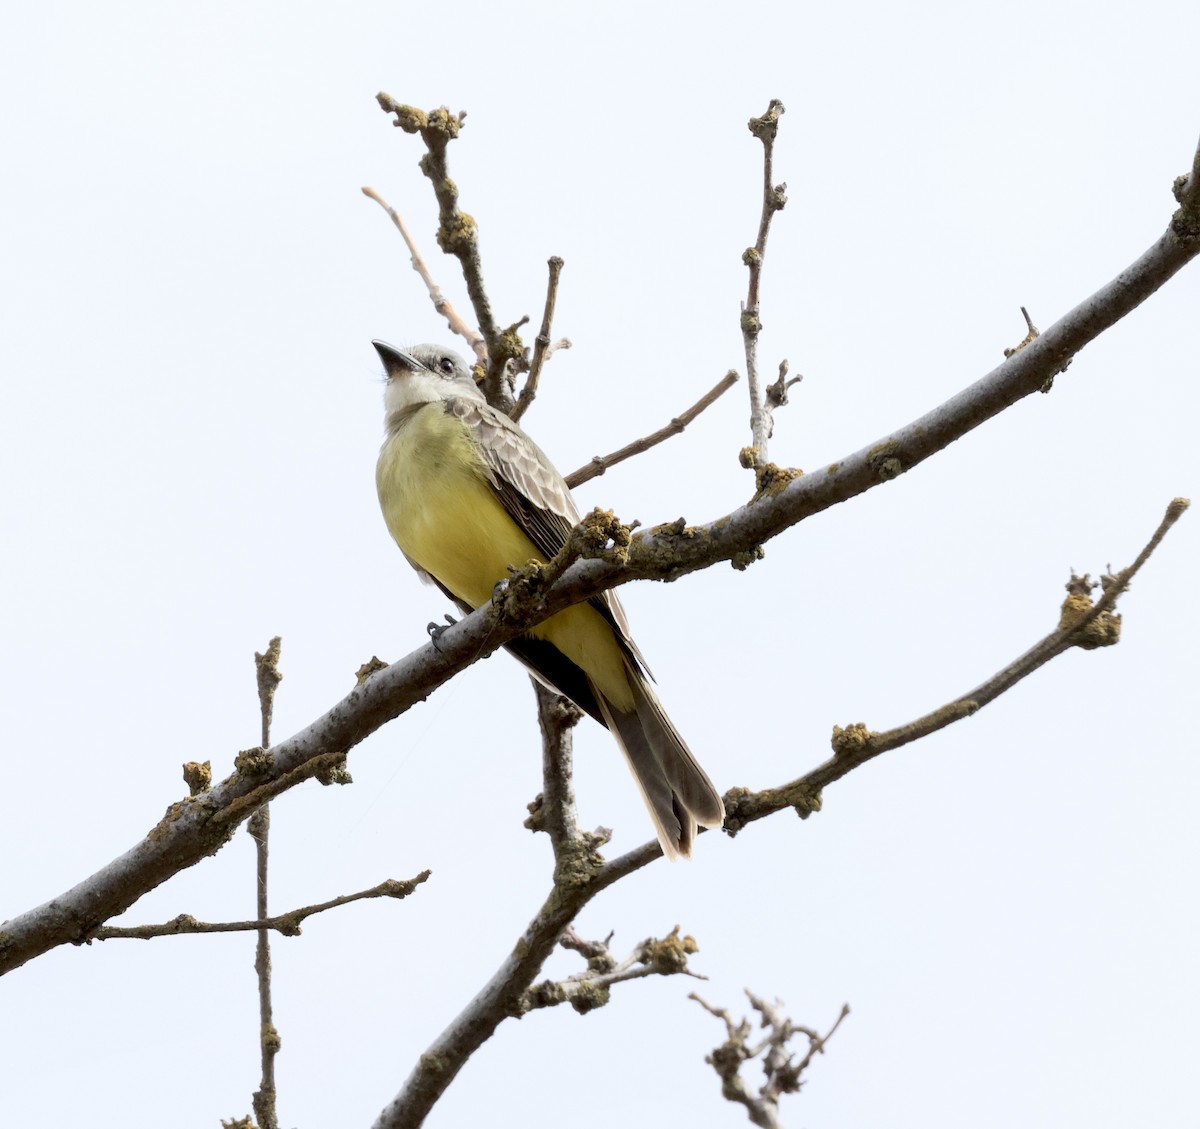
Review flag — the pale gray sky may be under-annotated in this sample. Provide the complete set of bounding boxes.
[2,2,1197,1127]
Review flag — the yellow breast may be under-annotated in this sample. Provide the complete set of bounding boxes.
[376,401,633,710]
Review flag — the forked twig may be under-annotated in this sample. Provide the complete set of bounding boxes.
[520,926,703,1015]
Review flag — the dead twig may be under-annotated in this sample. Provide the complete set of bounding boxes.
[86,874,432,941]
[361,186,487,364]
[565,370,739,489]
[511,257,569,423]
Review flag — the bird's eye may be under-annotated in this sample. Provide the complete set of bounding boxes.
[438,357,454,374]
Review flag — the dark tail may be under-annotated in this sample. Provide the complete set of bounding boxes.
[596,665,725,860]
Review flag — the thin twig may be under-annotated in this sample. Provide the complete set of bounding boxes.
[742,99,788,472]
[761,358,803,444]
[565,370,739,489]
[250,637,283,1129]
[361,186,487,364]
[86,874,433,941]
[511,257,567,423]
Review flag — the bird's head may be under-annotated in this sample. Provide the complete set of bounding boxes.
[373,341,484,415]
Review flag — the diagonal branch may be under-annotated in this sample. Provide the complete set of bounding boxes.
[564,370,739,489]
[723,497,1189,828]
[361,185,487,362]
[510,257,568,423]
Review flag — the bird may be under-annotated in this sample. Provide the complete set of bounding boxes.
[373,341,725,858]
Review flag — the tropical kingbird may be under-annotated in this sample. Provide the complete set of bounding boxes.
[374,341,724,858]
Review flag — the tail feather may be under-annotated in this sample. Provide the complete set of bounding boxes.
[595,664,725,860]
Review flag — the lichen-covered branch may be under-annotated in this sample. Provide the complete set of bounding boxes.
[519,926,703,1015]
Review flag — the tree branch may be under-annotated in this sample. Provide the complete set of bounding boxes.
[742,99,789,472]
[524,680,585,855]
[361,185,487,363]
[724,497,1190,830]
[519,926,704,1015]
[376,96,522,408]
[564,369,739,489]
[249,636,283,1129]
[86,874,432,941]
[510,257,568,423]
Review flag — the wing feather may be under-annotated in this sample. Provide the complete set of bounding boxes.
[445,397,651,677]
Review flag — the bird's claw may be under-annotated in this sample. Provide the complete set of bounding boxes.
[427,614,458,651]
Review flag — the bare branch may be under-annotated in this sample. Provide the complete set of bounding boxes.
[361,185,487,363]
[565,370,739,489]
[511,257,567,423]
[86,874,432,941]
[742,99,789,471]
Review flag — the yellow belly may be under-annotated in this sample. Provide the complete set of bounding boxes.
[377,403,633,710]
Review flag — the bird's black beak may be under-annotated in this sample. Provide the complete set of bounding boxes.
[372,340,422,379]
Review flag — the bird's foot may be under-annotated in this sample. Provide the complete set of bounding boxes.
[426,614,458,651]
